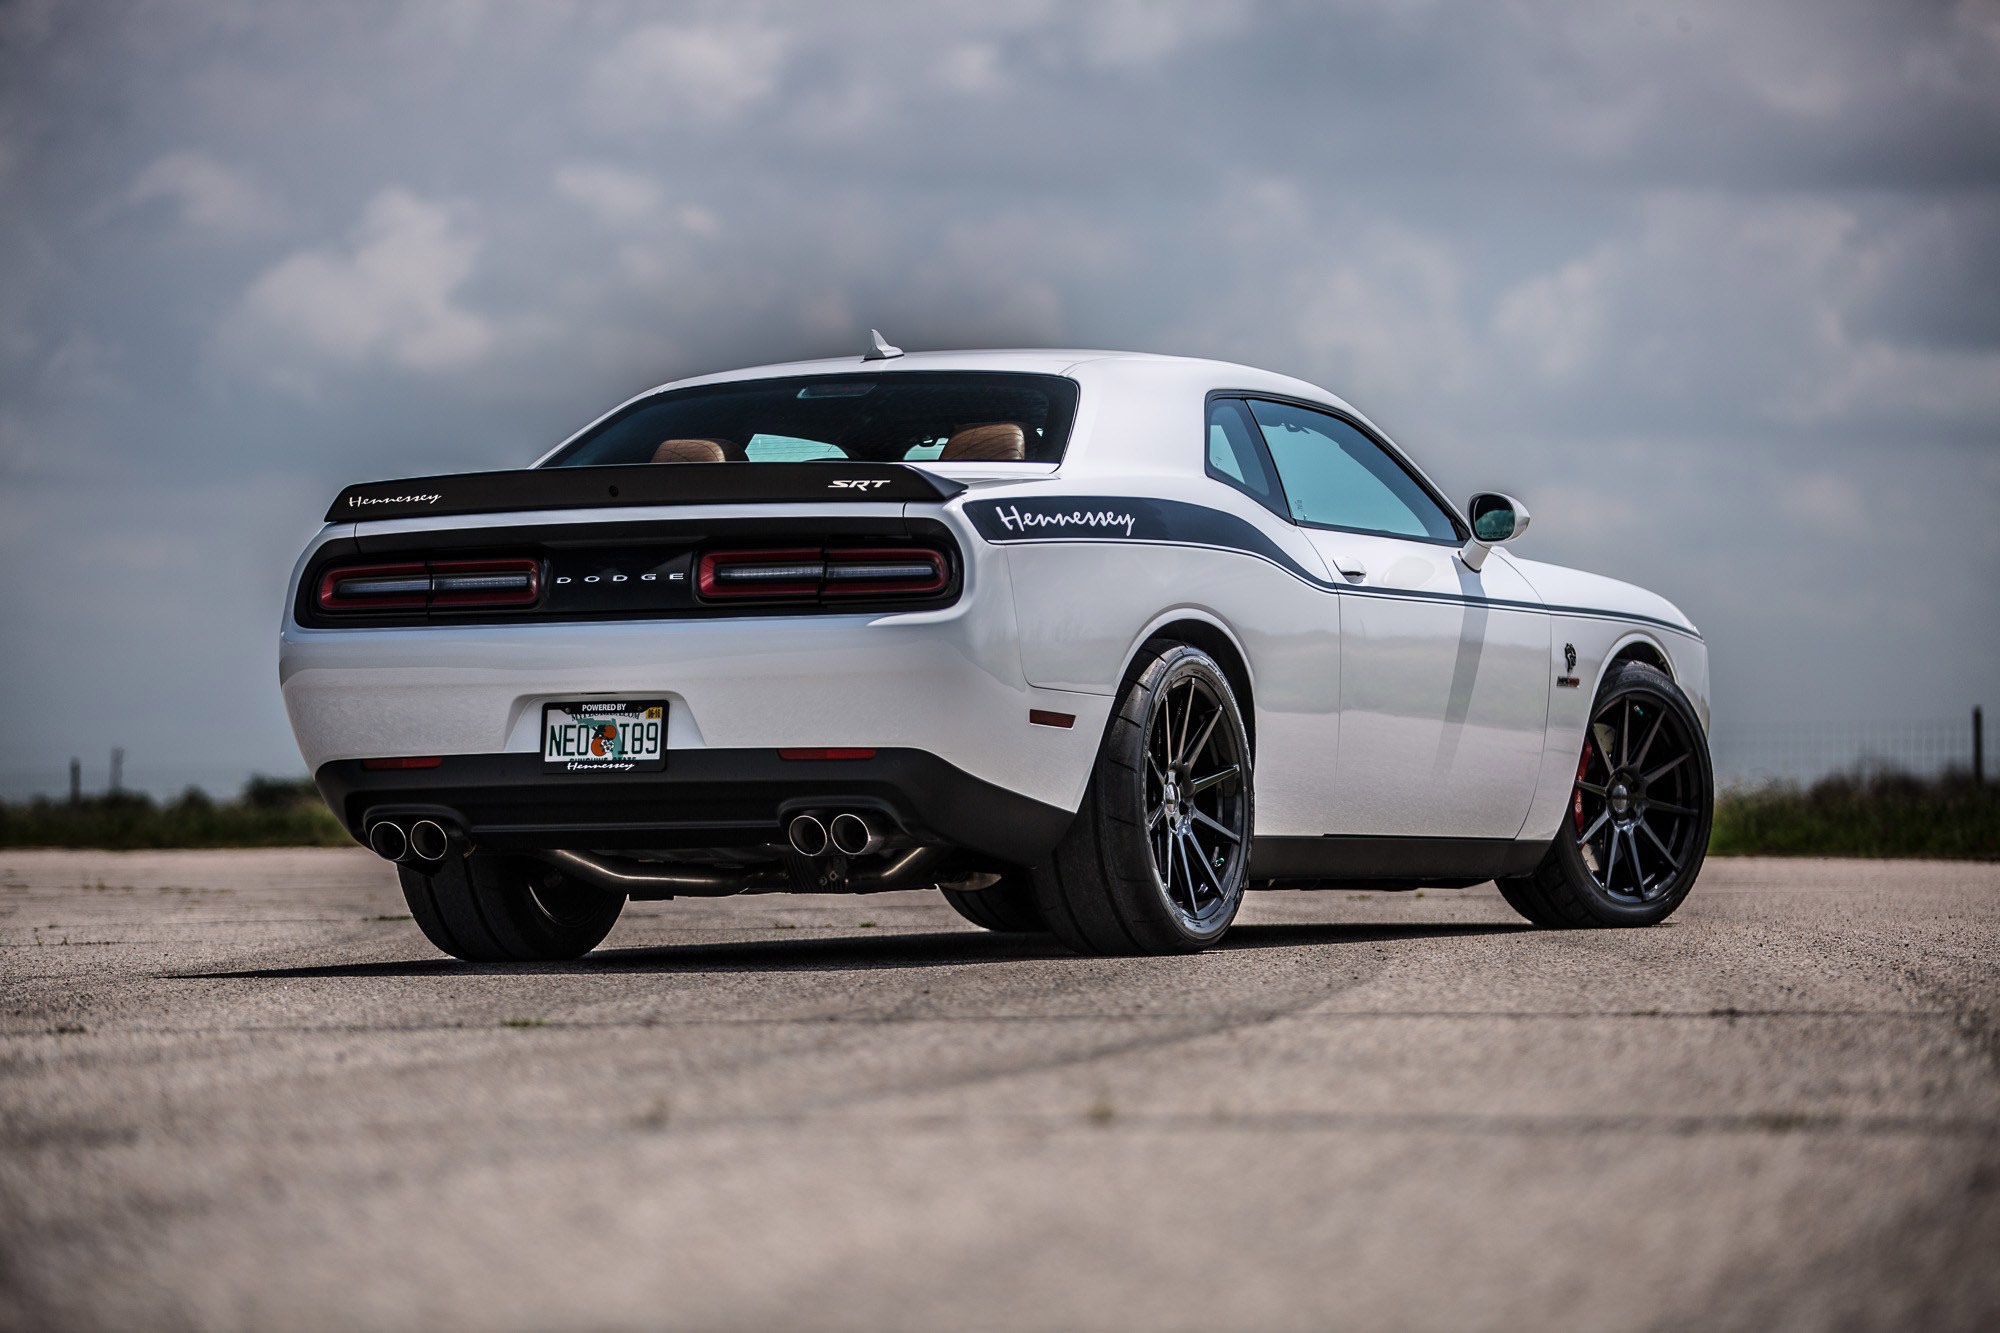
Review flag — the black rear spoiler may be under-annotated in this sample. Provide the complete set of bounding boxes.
[325,462,966,523]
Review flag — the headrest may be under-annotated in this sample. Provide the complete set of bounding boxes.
[650,438,730,464]
[939,422,1027,462]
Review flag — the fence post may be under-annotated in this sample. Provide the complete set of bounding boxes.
[69,758,82,805]
[1976,706,1985,785]
[110,748,124,795]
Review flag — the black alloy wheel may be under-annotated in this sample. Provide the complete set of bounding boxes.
[1144,665,1251,934]
[1034,643,1254,954]
[1498,659,1712,928]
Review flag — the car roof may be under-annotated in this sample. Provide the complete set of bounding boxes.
[649,348,1358,412]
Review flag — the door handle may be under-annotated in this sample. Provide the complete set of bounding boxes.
[1330,554,1367,580]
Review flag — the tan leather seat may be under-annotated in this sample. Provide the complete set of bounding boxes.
[650,438,732,463]
[940,422,1027,462]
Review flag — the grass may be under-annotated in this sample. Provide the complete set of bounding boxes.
[1710,770,1999,860]
[2,770,1993,860]
[0,776,350,850]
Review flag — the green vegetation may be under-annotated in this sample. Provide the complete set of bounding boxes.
[0,776,350,850]
[3,771,1993,860]
[1711,771,1999,860]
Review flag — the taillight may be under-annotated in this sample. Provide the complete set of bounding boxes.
[822,548,947,597]
[697,548,825,599]
[315,558,540,614]
[429,559,539,607]
[696,546,949,602]
[317,563,429,612]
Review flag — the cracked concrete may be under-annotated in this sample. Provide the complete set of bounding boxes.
[2,850,1996,1330]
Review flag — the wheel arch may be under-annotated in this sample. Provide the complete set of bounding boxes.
[1602,632,1674,683]
[1124,612,1257,754]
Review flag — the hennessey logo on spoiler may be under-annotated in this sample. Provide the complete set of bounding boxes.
[348,493,442,509]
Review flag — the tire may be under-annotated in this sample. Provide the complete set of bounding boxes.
[1033,643,1254,955]
[398,852,625,961]
[1498,660,1712,928]
[941,874,1049,933]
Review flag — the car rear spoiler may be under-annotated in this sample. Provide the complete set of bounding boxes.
[324,462,967,522]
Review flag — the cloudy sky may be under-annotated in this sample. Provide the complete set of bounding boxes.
[2,0,1997,797]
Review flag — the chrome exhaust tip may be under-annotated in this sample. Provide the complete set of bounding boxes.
[828,812,882,857]
[787,813,830,857]
[367,820,409,862]
[408,819,453,862]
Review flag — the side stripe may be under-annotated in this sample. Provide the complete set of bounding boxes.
[963,496,1703,641]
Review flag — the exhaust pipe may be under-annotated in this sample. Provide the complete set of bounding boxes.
[408,818,455,862]
[787,813,830,857]
[828,812,884,857]
[367,820,409,861]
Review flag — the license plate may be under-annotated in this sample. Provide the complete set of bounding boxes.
[542,700,667,773]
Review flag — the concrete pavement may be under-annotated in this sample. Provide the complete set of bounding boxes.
[2,850,1996,1330]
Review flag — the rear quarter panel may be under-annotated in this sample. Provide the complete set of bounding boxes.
[972,474,1348,838]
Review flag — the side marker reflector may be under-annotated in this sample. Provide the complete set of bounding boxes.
[1028,710,1075,729]
[361,756,444,770]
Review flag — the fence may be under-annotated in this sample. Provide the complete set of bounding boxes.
[3,711,1988,803]
[1710,710,1986,786]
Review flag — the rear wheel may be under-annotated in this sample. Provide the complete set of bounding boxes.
[398,853,625,961]
[1033,643,1253,955]
[941,874,1049,933]
[1498,660,1712,928]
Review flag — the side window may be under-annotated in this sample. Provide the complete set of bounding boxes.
[744,434,846,461]
[1204,398,1285,517]
[1246,400,1459,542]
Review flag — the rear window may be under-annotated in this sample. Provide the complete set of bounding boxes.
[544,372,1079,468]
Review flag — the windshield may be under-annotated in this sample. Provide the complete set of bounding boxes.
[544,372,1079,468]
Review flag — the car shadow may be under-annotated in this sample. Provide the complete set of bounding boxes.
[174,919,1530,981]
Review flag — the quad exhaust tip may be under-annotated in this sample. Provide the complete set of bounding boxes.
[408,819,453,862]
[367,821,409,861]
[828,812,883,857]
[787,813,829,858]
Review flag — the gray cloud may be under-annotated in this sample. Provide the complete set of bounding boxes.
[1,0,1996,796]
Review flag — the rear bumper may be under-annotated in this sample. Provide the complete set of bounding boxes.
[316,748,1073,867]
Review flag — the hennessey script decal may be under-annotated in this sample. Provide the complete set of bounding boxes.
[347,492,442,509]
[990,503,1137,537]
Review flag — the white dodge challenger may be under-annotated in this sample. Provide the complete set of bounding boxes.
[282,343,1712,959]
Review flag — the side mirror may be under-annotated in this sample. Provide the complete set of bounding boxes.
[1460,492,1530,572]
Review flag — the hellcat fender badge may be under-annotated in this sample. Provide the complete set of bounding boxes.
[1556,643,1581,688]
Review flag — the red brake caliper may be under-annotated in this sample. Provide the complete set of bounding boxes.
[1573,740,1592,835]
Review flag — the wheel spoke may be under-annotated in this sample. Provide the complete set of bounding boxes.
[1591,722,1617,771]
[1182,708,1222,772]
[1639,816,1681,870]
[1579,807,1611,844]
[1575,780,1609,797]
[1621,700,1632,768]
[1183,829,1225,899]
[1171,831,1196,908]
[1187,765,1241,797]
[1190,807,1240,844]
[1173,680,1194,767]
[1643,752,1689,783]
[1633,709,1666,770]
[1647,799,1698,817]
[1147,803,1167,830]
[1604,826,1623,891]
